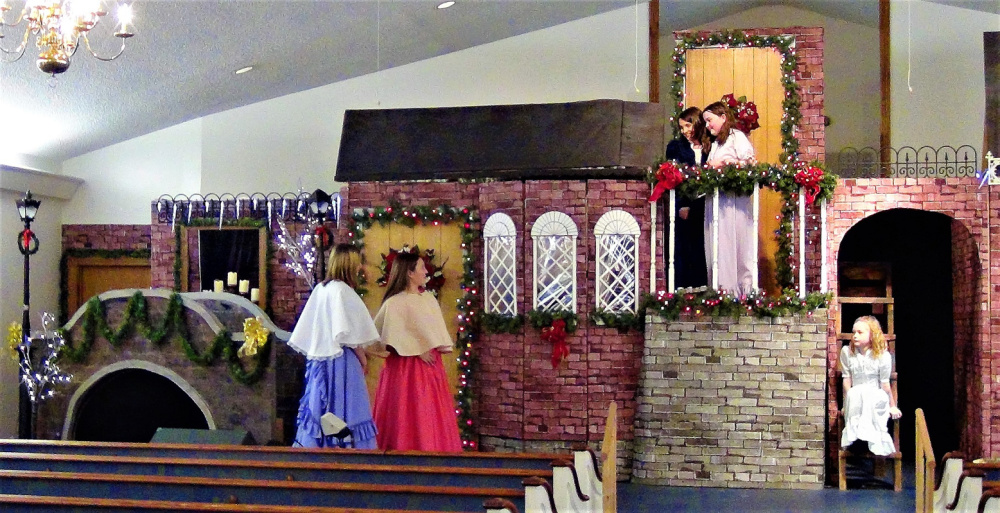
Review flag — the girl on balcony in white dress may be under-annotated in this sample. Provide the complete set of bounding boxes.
[839,315,902,456]
[702,102,756,296]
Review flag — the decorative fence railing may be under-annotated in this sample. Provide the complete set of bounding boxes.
[154,192,342,229]
[828,146,979,178]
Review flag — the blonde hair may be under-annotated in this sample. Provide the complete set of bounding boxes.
[381,251,421,305]
[852,315,888,357]
[324,243,362,289]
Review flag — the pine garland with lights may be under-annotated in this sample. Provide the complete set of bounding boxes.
[480,313,524,334]
[59,290,271,385]
[590,308,646,333]
[646,289,830,320]
[526,309,579,333]
[348,203,482,449]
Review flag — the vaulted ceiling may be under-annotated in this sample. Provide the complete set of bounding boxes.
[0,0,991,166]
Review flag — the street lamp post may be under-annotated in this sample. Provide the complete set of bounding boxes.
[16,191,40,439]
[307,189,332,285]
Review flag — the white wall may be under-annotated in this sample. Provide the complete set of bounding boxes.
[201,5,649,195]
[661,4,880,156]
[891,1,998,151]
[60,119,202,226]
[0,189,65,438]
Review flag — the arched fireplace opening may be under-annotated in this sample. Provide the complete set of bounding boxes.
[838,207,963,461]
[70,368,210,442]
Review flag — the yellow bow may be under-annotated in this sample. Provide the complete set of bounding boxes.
[238,317,270,358]
[7,322,23,362]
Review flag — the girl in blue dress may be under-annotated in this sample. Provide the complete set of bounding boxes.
[289,244,378,448]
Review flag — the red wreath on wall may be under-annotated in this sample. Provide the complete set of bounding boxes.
[377,245,446,296]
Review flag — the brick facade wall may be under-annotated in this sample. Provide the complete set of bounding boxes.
[634,311,828,489]
[62,224,151,252]
[827,177,992,461]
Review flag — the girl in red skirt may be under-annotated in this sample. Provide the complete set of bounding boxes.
[372,251,462,452]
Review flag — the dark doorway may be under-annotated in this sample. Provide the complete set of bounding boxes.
[838,208,958,461]
[73,369,209,442]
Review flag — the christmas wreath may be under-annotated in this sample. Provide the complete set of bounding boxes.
[377,245,446,296]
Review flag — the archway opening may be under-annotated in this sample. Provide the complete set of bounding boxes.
[838,208,960,461]
[72,368,209,442]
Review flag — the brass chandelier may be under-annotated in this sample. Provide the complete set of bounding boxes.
[0,1,134,74]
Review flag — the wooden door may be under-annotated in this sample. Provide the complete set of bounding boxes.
[685,47,784,294]
[65,256,152,316]
[358,224,464,406]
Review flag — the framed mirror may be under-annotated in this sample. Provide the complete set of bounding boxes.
[179,226,268,306]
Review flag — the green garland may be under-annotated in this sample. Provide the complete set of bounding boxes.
[669,30,802,162]
[648,160,837,203]
[59,290,271,386]
[590,308,646,334]
[348,202,482,449]
[526,309,579,333]
[59,248,152,325]
[646,289,830,320]
[480,313,524,334]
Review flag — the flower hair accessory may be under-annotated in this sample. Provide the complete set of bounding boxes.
[722,93,760,135]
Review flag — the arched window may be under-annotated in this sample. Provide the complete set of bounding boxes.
[483,213,517,316]
[531,211,578,313]
[593,210,640,313]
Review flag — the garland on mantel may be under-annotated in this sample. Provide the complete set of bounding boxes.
[348,202,481,448]
[59,291,271,386]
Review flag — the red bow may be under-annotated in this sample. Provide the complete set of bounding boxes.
[649,161,685,202]
[21,229,33,249]
[794,166,825,206]
[541,319,569,369]
[314,225,331,246]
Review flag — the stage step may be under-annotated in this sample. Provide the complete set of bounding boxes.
[0,440,555,470]
[0,451,549,489]
[0,469,524,511]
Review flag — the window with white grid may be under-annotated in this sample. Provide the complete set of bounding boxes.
[594,210,640,313]
[483,213,517,316]
[531,211,578,313]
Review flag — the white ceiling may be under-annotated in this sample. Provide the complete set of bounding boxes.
[0,0,995,166]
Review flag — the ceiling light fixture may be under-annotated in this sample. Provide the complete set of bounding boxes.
[235,65,254,75]
[437,2,455,9]
[0,1,136,75]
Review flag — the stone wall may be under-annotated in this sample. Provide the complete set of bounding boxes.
[633,311,828,489]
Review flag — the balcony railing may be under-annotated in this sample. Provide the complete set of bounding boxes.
[828,146,979,179]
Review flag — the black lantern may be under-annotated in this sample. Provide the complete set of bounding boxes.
[307,189,332,283]
[16,191,40,438]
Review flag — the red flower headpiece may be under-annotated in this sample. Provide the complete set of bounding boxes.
[722,93,760,135]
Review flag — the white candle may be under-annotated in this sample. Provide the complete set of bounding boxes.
[250,288,260,302]
[239,280,250,293]
[213,280,224,293]
[227,272,238,286]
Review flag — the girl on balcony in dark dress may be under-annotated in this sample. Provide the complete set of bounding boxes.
[665,106,709,288]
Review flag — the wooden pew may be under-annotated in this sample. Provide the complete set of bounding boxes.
[0,494,445,513]
[0,451,548,489]
[0,468,523,511]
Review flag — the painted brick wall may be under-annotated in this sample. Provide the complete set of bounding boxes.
[634,311,828,489]
[347,179,648,469]
[827,177,992,462]
[62,225,151,252]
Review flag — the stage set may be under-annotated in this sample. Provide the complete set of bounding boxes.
[22,26,999,501]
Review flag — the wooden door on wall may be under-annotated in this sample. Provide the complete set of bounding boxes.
[65,256,152,316]
[358,224,464,406]
[685,47,785,294]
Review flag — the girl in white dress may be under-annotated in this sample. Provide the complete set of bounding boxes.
[839,315,902,456]
[702,102,756,296]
